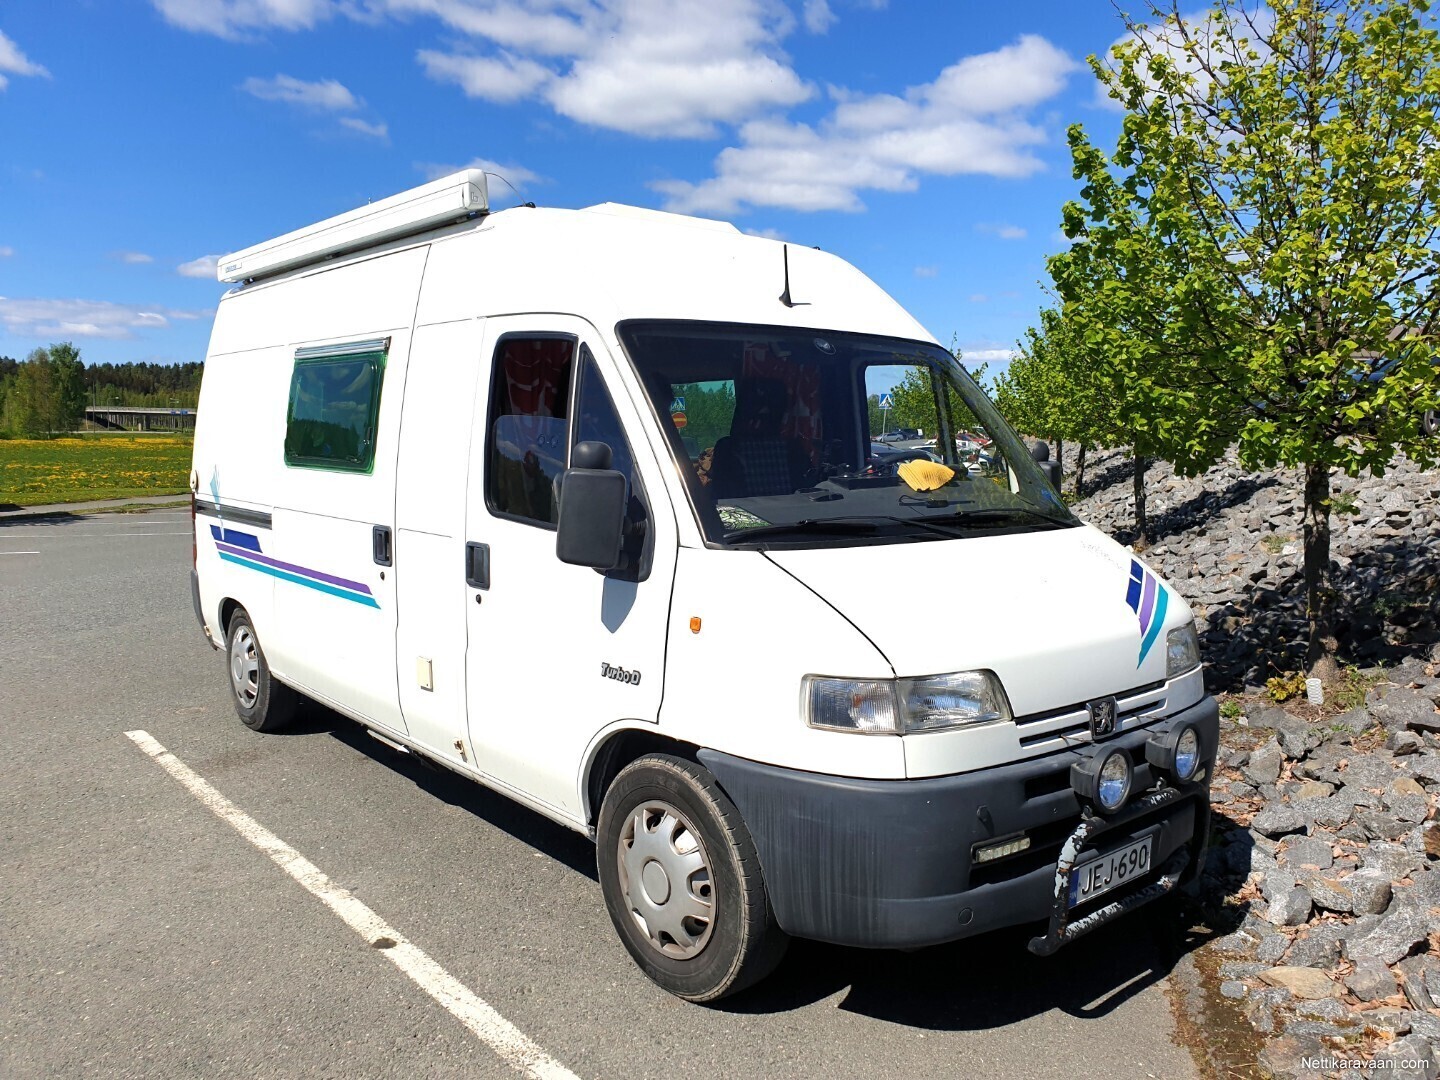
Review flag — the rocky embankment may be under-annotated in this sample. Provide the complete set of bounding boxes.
[1065,448,1440,1077]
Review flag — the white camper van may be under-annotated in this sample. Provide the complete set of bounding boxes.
[190,170,1217,1001]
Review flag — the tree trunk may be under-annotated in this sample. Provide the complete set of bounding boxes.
[1133,454,1149,546]
[1056,437,1065,477]
[1075,444,1088,498]
[1303,461,1339,676]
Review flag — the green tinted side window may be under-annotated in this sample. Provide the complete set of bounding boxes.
[284,350,385,472]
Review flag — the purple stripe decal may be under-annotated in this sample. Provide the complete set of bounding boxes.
[215,542,373,595]
[1138,573,1157,629]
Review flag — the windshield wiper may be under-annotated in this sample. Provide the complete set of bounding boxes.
[915,506,1077,530]
[723,517,884,542]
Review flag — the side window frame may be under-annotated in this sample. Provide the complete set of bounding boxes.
[572,343,654,582]
[283,339,388,473]
[483,331,579,531]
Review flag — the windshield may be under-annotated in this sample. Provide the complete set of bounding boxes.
[617,321,1078,547]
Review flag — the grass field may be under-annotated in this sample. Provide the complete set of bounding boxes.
[0,434,192,507]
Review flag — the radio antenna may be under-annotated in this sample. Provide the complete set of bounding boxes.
[778,244,804,307]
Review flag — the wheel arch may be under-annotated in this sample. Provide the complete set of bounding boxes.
[219,596,243,637]
[581,725,701,828]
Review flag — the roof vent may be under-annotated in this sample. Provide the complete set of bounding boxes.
[218,170,489,283]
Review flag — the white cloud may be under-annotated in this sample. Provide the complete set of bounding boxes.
[417,157,545,192]
[150,0,340,39]
[548,1,810,138]
[241,73,359,111]
[744,227,785,240]
[177,254,221,279]
[968,293,989,303]
[0,297,208,340]
[654,34,1079,214]
[961,348,1018,363]
[977,222,1027,240]
[392,1,590,55]
[914,265,938,278]
[339,116,389,138]
[417,49,552,104]
[1094,5,1273,111]
[803,0,836,34]
[0,29,49,90]
[115,251,154,264]
[0,245,13,258]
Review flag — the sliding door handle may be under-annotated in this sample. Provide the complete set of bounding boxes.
[465,542,490,589]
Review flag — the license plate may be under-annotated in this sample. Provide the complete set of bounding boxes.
[1068,836,1154,908]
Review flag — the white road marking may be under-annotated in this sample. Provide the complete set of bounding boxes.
[123,730,579,1080]
[0,551,39,555]
[9,531,191,539]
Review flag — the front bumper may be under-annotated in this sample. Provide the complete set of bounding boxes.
[698,694,1217,951]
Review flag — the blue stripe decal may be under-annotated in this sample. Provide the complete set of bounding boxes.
[219,551,381,608]
[210,525,262,552]
[1125,569,1142,612]
[1138,586,1169,666]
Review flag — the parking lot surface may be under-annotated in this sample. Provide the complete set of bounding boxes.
[1,509,1200,1079]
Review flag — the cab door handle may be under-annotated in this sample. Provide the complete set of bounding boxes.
[465,542,490,589]
[372,525,393,567]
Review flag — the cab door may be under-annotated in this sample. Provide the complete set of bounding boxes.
[462,316,677,819]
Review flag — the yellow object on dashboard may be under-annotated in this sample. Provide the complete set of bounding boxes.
[898,460,955,492]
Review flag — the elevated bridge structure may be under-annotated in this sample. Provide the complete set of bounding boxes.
[85,406,195,432]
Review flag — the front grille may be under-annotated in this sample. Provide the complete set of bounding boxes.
[1011,680,1168,755]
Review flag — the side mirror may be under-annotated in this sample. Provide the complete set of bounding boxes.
[557,441,626,570]
[1029,441,1061,490]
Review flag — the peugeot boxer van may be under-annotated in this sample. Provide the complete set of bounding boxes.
[190,170,1218,1001]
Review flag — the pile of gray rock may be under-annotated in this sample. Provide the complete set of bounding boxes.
[1062,447,1440,690]
[1199,652,1440,1078]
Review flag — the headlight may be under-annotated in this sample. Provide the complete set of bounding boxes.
[804,671,1011,734]
[1166,623,1201,678]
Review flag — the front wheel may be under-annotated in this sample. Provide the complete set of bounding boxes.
[226,609,298,733]
[596,754,788,1002]
[1422,408,1439,438]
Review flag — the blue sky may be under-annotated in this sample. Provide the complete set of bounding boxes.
[0,1,1133,377]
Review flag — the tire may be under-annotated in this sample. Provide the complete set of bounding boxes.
[596,754,788,1002]
[225,608,298,733]
[1422,409,1439,438]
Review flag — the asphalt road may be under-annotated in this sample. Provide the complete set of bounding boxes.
[1,509,1202,1079]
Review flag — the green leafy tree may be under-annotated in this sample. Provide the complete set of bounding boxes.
[1050,0,1440,672]
[11,350,57,437]
[49,342,86,431]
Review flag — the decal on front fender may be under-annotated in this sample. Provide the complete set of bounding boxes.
[1125,559,1169,667]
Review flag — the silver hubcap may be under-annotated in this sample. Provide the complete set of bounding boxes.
[229,626,260,708]
[617,800,714,959]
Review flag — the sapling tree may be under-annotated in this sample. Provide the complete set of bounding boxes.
[1050,0,1440,672]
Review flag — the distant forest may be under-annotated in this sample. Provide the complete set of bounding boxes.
[0,345,203,436]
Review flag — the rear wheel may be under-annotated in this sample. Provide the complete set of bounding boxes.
[226,609,298,732]
[596,754,788,1002]
[1422,409,1438,438]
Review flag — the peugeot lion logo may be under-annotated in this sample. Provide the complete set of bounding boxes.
[1087,696,1119,739]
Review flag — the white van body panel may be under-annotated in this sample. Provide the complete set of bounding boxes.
[195,247,429,733]
[764,525,1200,779]
[412,209,929,343]
[393,317,487,757]
[660,547,907,780]
[460,314,679,819]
